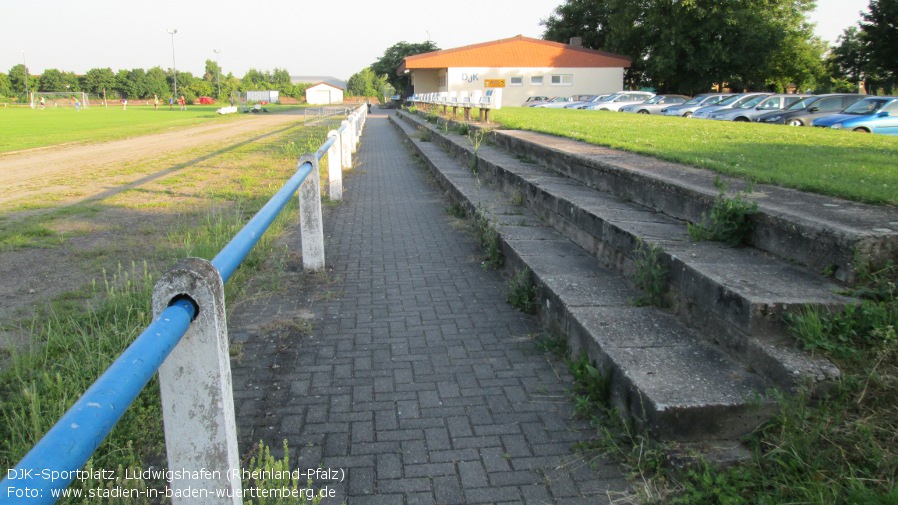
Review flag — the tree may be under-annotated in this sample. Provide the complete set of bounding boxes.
[38,69,66,92]
[145,67,170,98]
[204,59,221,83]
[0,72,12,98]
[242,68,269,89]
[8,63,33,96]
[370,41,439,95]
[83,67,117,96]
[860,0,897,92]
[347,67,378,97]
[827,26,870,89]
[541,0,821,94]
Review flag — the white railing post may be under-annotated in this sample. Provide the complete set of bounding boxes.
[327,130,342,201]
[349,113,358,152]
[153,258,242,505]
[340,120,352,170]
[298,154,325,270]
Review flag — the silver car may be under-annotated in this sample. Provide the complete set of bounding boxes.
[566,94,611,109]
[708,94,809,122]
[661,93,732,117]
[692,93,771,119]
[620,94,690,114]
[537,94,600,108]
[582,91,655,111]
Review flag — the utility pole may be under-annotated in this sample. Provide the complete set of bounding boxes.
[213,49,221,99]
[167,29,178,98]
[23,50,31,108]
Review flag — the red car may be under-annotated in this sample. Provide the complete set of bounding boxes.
[196,96,215,105]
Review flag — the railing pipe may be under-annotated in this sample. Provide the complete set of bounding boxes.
[2,104,367,504]
[1,299,196,504]
[211,161,313,282]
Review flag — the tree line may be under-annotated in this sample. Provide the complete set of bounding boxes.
[345,41,440,101]
[0,60,310,103]
[542,0,896,95]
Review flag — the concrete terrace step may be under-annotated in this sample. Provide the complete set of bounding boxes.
[492,130,898,285]
[398,111,843,391]
[391,112,774,442]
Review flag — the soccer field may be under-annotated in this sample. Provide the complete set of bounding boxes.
[0,105,251,153]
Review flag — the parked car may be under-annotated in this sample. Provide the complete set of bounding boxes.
[566,94,611,109]
[757,94,865,126]
[661,93,731,117]
[536,94,599,108]
[582,91,655,111]
[692,92,771,119]
[812,96,898,134]
[521,96,550,106]
[620,94,690,114]
[708,94,807,122]
[526,96,566,107]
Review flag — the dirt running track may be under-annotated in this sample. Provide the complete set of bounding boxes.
[0,110,307,206]
[0,111,307,351]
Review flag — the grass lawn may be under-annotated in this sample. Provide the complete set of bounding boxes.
[0,117,337,498]
[0,104,302,153]
[491,108,898,206]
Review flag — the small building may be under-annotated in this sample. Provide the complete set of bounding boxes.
[291,76,347,105]
[304,82,345,105]
[397,35,631,106]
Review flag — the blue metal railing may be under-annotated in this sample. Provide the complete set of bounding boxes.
[1,111,361,504]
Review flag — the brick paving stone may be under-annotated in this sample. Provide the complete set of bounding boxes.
[230,108,630,503]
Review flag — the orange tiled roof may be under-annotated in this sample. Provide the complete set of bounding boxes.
[398,35,631,74]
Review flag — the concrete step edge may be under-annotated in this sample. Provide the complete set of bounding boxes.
[391,112,776,442]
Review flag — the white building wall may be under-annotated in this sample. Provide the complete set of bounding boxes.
[440,67,624,106]
[306,83,344,105]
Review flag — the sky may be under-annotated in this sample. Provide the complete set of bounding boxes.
[0,0,873,81]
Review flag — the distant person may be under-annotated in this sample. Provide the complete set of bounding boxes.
[179,95,186,111]
[121,98,128,110]
[39,96,45,110]
[169,96,174,110]
[153,94,159,110]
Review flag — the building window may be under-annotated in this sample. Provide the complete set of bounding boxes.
[530,76,544,86]
[550,74,573,86]
[510,76,523,86]
[439,74,447,87]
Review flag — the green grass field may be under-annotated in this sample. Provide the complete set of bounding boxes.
[0,104,300,154]
[492,108,898,206]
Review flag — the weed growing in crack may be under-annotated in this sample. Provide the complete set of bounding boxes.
[467,128,485,174]
[688,177,758,246]
[631,240,669,307]
[445,202,467,219]
[473,209,503,269]
[507,268,538,314]
[417,128,432,142]
[455,122,470,136]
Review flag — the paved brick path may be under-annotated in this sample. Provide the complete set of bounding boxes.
[231,109,629,504]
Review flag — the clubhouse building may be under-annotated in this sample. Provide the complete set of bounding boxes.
[397,35,631,106]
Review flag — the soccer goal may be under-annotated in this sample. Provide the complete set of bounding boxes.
[35,91,90,108]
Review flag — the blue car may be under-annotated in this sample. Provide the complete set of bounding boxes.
[812,96,898,134]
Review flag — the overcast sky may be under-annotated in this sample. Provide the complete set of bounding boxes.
[0,0,871,81]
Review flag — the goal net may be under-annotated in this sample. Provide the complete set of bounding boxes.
[35,92,90,108]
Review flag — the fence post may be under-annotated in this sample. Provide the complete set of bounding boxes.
[152,258,242,505]
[298,154,325,270]
[340,120,352,170]
[327,130,342,201]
